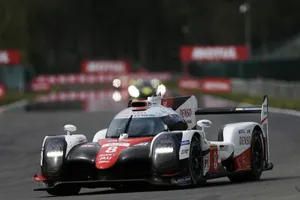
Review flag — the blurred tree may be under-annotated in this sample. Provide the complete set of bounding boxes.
[1,0,300,73]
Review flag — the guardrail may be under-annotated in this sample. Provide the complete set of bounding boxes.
[231,78,300,100]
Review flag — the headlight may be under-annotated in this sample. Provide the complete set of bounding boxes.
[128,85,140,98]
[113,79,121,88]
[154,136,175,154]
[46,151,63,157]
[155,147,174,154]
[156,84,166,96]
[112,91,122,102]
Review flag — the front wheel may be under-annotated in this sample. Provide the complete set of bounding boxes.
[188,135,206,185]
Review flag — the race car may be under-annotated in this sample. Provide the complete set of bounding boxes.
[124,79,166,99]
[33,95,274,196]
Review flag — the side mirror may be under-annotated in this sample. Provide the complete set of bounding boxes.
[164,124,169,131]
[197,119,212,128]
[64,124,77,135]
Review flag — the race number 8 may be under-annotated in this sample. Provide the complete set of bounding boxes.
[105,146,118,153]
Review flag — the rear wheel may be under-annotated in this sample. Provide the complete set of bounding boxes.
[188,135,206,185]
[228,129,264,182]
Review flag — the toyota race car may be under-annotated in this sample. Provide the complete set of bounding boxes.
[33,95,274,196]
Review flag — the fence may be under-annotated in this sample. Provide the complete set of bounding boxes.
[231,78,300,100]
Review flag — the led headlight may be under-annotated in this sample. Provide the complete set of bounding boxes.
[154,136,175,154]
[46,151,63,157]
[128,85,140,98]
[156,84,166,96]
[112,91,122,102]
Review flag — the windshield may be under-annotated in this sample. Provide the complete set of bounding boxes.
[106,117,166,138]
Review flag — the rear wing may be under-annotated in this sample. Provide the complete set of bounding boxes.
[196,95,270,164]
[195,95,269,126]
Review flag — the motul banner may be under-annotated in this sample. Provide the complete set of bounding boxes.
[178,77,232,93]
[81,60,130,74]
[200,78,231,93]
[180,46,249,62]
[0,50,21,65]
[30,81,51,92]
[0,84,6,99]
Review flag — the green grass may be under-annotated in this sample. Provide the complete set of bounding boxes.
[0,92,47,106]
[214,93,300,111]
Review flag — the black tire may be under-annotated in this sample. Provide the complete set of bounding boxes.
[228,129,264,182]
[46,185,81,196]
[188,135,206,185]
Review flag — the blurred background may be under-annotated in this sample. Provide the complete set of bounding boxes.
[1,0,300,112]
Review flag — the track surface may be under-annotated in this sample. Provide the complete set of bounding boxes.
[1,105,300,200]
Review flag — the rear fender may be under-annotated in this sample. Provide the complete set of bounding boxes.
[222,122,261,157]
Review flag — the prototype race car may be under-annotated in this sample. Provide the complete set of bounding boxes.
[33,95,274,196]
[126,79,166,99]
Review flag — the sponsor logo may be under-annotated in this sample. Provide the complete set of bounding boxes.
[0,51,9,63]
[180,108,192,118]
[192,47,238,60]
[81,144,95,148]
[200,78,231,93]
[181,149,189,155]
[239,136,251,145]
[98,160,109,164]
[102,143,130,147]
[134,142,149,146]
[181,140,190,146]
[238,129,245,134]
[99,156,112,160]
[99,153,115,156]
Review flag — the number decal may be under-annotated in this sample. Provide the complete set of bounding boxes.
[105,146,118,153]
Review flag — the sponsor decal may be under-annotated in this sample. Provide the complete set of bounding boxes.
[134,142,149,146]
[238,129,245,134]
[99,153,115,156]
[81,144,95,148]
[102,143,130,147]
[219,145,228,151]
[239,136,251,145]
[181,149,189,155]
[99,156,112,160]
[98,160,109,164]
[133,114,155,117]
[180,108,192,118]
[181,140,190,146]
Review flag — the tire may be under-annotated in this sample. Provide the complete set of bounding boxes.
[188,135,206,185]
[228,129,264,182]
[46,184,81,196]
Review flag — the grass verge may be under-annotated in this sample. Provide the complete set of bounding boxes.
[0,92,48,106]
[214,93,300,111]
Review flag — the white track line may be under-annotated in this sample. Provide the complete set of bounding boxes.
[0,99,28,114]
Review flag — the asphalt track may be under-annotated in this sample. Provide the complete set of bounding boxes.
[1,101,300,200]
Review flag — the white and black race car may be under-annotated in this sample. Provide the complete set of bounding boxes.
[33,95,273,196]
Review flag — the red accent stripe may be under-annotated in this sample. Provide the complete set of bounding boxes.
[261,116,268,124]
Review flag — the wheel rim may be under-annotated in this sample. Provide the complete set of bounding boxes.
[253,136,263,170]
[190,142,202,177]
